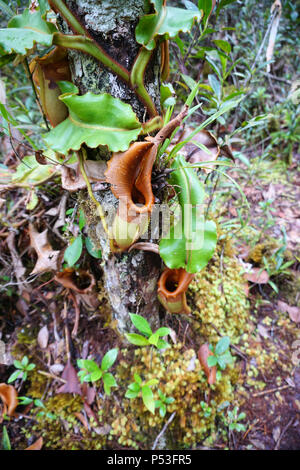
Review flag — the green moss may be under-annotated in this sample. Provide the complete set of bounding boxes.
[189,246,250,344]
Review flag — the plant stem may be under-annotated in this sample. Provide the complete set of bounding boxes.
[53,33,130,84]
[49,0,86,35]
[130,46,159,118]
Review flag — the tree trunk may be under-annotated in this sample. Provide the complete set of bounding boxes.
[56,0,162,333]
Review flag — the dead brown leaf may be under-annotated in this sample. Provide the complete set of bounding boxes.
[277,301,300,323]
[37,325,49,349]
[29,224,61,275]
[244,268,269,284]
[198,344,216,385]
[25,436,43,450]
[54,268,95,294]
[0,383,18,418]
[56,360,82,395]
[61,160,107,192]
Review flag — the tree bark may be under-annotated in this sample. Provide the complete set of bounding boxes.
[56,0,162,333]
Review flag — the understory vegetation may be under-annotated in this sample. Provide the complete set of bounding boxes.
[0,0,299,451]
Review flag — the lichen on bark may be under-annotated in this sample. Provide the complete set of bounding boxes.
[55,0,162,333]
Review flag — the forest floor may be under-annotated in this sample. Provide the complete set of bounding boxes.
[0,142,299,450]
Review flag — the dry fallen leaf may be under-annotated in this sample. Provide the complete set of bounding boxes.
[198,344,216,385]
[60,160,107,191]
[278,301,300,323]
[54,268,95,294]
[37,325,49,349]
[29,224,61,275]
[25,436,43,450]
[244,268,269,284]
[56,360,82,395]
[0,383,18,418]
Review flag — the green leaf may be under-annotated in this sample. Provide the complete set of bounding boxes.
[64,235,83,267]
[148,331,159,346]
[26,363,36,371]
[159,403,167,417]
[161,83,176,109]
[84,237,102,259]
[102,372,117,395]
[13,360,22,369]
[145,379,159,387]
[1,426,11,450]
[215,336,230,355]
[208,74,221,101]
[159,155,217,273]
[128,382,141,393]
[136,0,202,50]
[134,373,142,385]
[11,155,56,187]
[18,396,33,405]
[21,356,29,367]
[155,327,171,337]
[44,83,142,154]
[156,338,170,350]
[125,389,140,399]
[0,9,56,55]
[7,369,22,383]
[213,39,231,54]
[101,348,118,371]
[206,355,218,367]
[129,313,152,337]
[77,359,99,373]
[198,0,213,26]
[90,369,103,382]
[125,333,150,346]
[141,385,155,414]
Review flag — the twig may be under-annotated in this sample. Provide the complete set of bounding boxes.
[252,384,290,397]
[274,417,294,450]
[38,370,66,384]
[152,412,176,450]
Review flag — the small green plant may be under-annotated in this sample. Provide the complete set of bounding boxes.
[207,336,234,373]
[200,400,212,418]
[155,389,175,418]
[223,406,246,433]
[7,356,35,383]
[18,396,56,420]
[125,373,158,414]
[125,314,171,349]
[77,348,118,396]
[1,426,11,450]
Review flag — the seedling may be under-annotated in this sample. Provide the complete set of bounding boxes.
[125,313,171,350]
[206,336,234,372]
[125,373,159,414]
[223,406,246,432]
[7,356,35,383]
[200,400,212,418]
[77,348,118,396]
[155,389,175,418]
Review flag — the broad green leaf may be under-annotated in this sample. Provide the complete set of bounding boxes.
[128,382,141,393]
[64,235,83,267]
[129,313,152,337]
[21,356,29,367]
[145,379,159,387]
[11,155,56,187]
[148,331,159,346]
[125,333,150,346]
[90,369,102,382]
[134,373,142,384]
[7,370,22,383]
[159,155,217,273]
[1,426,11,450]
[136,0,202,50]
[44,82,142,154]
[206,355,218,367]
[141,385,155,414]
[215,336,230,355]
[213,39,231,54]
[155,327,171,337]
[159,403,167,417]
[13,360,23,369]
[157,338,170,349]
[103,372,117,395]
[161,83,176,109]
[198,0,213,25]
[77,359,99,374]
[85,237,102,259]
[0,9,56,55]
[125,389,140,399]
[101,348,118,371]
[26,363,36,371]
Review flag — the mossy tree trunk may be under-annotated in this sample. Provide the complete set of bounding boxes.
[56,0,162,333]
